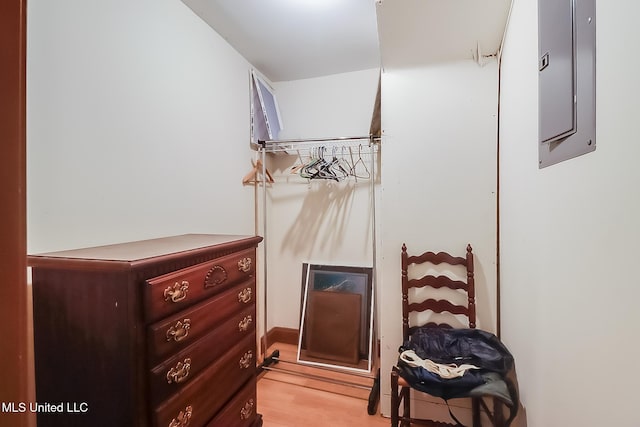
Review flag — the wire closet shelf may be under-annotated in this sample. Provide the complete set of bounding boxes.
[253,135,380,153]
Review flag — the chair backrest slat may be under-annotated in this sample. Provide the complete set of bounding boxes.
[407,251,467,267]
[408,298,469,317]
[408,275,468,291]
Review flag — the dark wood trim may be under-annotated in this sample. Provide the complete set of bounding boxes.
[496,40,503,339]
[263,327,299,347]
[0,0,28,426]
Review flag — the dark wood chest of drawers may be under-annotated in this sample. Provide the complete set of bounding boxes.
[29,234,263,427]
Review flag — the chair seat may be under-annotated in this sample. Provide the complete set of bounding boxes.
[397,327,516,405]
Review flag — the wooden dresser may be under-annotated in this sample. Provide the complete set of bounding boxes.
[29,234,263,427]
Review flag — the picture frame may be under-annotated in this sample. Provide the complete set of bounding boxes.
[298,263,374,373]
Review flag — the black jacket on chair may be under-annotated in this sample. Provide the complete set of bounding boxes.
[397,327,517,405]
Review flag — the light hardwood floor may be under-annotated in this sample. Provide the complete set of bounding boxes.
[257,343,389,427]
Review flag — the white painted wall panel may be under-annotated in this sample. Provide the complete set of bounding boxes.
[27,0,256,253]
[500,1,640,425]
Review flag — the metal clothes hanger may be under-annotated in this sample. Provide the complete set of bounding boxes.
[351,144,371,180]
[335,146,354,179]
[300,147,322,179]
[327,146,349,181]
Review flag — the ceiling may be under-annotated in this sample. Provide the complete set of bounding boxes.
[181,0,512,83]
[182,0,381,82]
[377,0,512,69]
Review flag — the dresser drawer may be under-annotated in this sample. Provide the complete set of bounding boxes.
[148,280,255,362]
[153,334,256,427]
[149,305,256,406]
[144,248,256,322]
[205,379,258,427]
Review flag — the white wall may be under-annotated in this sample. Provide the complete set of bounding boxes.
[274,69,380,140]
[27,0,256,254]
[261,69,380,331]
[378,60,499,420]
[500,1,640,426]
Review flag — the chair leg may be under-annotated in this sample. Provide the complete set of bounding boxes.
[493,397,504,427]
[391,369,400,427]
[472,397,481,427]
[391,368,412,427]
[401,386,410,427]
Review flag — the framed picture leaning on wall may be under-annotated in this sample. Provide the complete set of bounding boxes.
[298,263,374,372]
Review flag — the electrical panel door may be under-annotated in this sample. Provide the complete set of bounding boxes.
[539,0,576,144]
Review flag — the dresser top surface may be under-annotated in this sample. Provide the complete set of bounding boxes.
[28,234,261,265]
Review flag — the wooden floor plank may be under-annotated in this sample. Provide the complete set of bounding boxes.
[257,376,388,427]
[257,343,388,426]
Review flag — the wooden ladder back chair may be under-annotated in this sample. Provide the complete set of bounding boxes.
[401,243,476,340]
[391,243,517,427]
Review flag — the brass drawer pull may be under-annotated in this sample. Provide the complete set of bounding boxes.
[237,288,252,304]
[239,351,253,369]
[166,358,192,384]
[164,281,189,303]
[166,319,191,342]
[238,315,253,332]
[237,257,252,273]
[168,405,192,427]
[240,399,254,420]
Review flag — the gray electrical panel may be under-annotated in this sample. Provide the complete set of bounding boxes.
[538,0,596,168]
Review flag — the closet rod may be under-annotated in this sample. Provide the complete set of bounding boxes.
[259,144,379,156]
[260,135,378,144]
[253,135,380,151]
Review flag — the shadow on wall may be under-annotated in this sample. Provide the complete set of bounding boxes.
[279,180,372,258]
